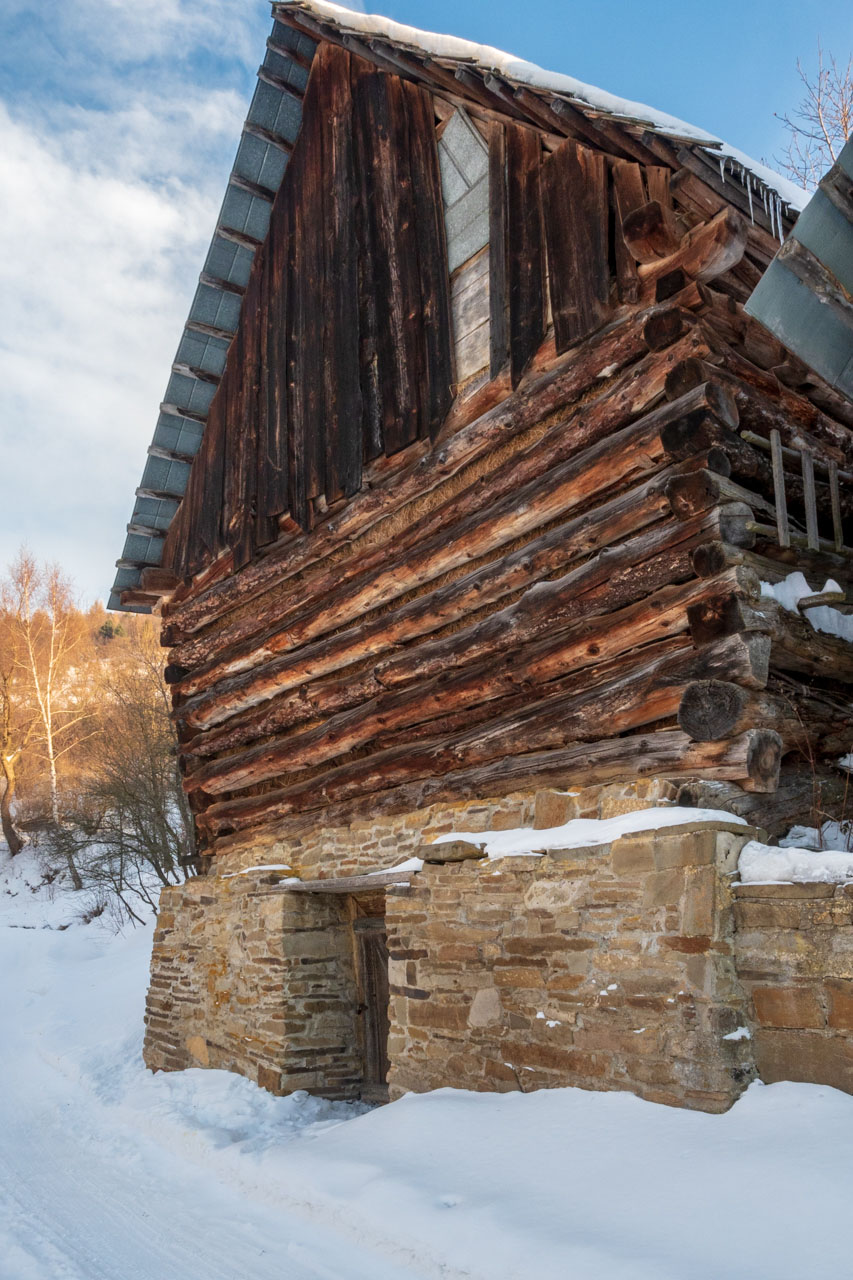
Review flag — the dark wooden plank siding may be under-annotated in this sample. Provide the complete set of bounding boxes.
[542,138,611,352]
[353,69,423,455]
[322,47,362,500]
[405,77,455,438]
[506,124,546,387]
[164,45,453,578]
[488,122,509,380]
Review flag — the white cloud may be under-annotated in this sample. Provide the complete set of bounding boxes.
[0,2,270,604]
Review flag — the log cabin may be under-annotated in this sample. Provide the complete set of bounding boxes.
[113,2,853,1110]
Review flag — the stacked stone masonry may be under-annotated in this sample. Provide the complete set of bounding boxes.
[733,882,853,1096]
[145,777,853,1112]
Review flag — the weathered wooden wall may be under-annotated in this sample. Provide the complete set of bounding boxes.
[163,45,455,577]
[156,41,853,859]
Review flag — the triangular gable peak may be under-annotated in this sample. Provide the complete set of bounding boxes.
[111,1,820,611]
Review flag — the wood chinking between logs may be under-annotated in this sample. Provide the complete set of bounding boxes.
[131,35,853,858]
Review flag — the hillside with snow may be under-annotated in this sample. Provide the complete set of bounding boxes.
[2,843,853,1280]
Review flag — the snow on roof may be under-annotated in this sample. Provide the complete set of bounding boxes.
[285,1,810,211]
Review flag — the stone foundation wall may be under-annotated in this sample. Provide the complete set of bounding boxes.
[733,882,853,1095]
[144,871,364,1098]
[150,778,847,1112]
[385,819,757,1112]
[212,778,678,879]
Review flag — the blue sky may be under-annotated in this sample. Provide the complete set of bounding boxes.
[0,0,850,606]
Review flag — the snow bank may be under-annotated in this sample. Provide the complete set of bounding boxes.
[287,1,809,210]
[739,839,853,885]
[760,572,853,643]
[5,841,853,1277]
[432,805,747,860]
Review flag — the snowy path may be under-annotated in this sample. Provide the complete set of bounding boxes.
[3,852,853,1280]
[0,921,434,1280]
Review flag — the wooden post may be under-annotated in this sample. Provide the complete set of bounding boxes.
[801,449,820,551]
[770,429,790,549]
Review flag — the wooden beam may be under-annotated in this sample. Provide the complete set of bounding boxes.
[216,225,263,252]
[228,173,277,203]
[171,362,221,386]
[242,119,294,154]
[198,271,246,298]
[266,36,314,72]
[185,319,236,343]
[158,402,207,425]
[255,65,305,100]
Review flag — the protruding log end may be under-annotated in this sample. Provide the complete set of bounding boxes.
[717,503,757,549]
[678,679,751,741]
[692,541,731,579]
[622,200,681,264]
[664,357,712,402]
[642,308,687,352]
[164,663,191,685]
[687,591,764,648]
[666,469,723,520]
[744,729,783,793]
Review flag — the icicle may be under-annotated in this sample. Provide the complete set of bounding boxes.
[719,155,727,183]
[746,174,754,224]
[775,193,784,245]
[769,192,777,242]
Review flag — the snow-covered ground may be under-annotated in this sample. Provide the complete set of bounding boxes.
[3,845,853,1280]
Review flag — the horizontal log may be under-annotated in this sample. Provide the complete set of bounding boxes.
[177,469,690,735]
[169,366,723,695]
[637,207,748,297]
[665,468,777,523]
[181,512,762,757]
[186,624,770,799]
[687,591,766,649]
[754,597,853,682]
[677,764,850,840]
[691,540,853,589]
[203,727,783,841]
[678,678,852,753]
[372,539,757,692]
[163,300,693,639]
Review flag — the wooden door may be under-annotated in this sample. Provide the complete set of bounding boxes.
[354,917,390,1102]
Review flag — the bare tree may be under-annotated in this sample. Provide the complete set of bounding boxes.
[0,615,37,855]
[7,551,96,888]
[776,44,853,189]
[76,617,194,924]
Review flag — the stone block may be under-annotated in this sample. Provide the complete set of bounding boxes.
[682,867,716,937]
[653,829,717,869]
[257,1064,283,1094]
[421,839,486,863]
[533,789,577,829]
[493,966,545,988]
[468,986,502,1027]
[643,869,685,909]
[752,985,825,1029]
[733,883,836,900]
[827,981,853,1031]
[610,835,656,875]
[755,1029,853,1094]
